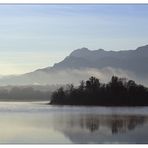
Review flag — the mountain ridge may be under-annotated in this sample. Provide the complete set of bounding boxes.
[0,44,148,86]
[50,44,148,75]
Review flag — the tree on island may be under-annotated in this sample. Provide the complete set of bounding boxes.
[49,76,148,106]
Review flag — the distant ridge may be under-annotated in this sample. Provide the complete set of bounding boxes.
[0,44,148,85]
[51,45,148,77]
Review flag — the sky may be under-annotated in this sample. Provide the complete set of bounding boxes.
[0,4,148,75]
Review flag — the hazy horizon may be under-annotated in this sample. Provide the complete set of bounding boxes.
[0,4,148,75]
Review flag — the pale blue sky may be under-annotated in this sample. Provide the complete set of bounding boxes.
[0,4,148,75]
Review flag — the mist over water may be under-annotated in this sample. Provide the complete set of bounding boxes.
[1,67,146,86]
[0,102,148,143]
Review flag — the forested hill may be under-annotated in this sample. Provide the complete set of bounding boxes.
[50,76,148,106]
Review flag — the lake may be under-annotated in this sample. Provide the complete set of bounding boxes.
[0,102,148,144]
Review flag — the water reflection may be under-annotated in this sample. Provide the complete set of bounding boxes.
[109,116,145,134]
[0,102,148,143]
[85,116,100,132]
[55,114,146,134]
[53,114,148,143]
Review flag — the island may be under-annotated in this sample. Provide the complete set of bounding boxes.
[49,76,148,106]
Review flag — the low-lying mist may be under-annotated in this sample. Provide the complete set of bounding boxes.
[0,67,147,101]
[32,67,148,87]
[0,67,147,87]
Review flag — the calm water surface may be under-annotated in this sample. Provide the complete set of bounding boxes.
[0,102,148,144]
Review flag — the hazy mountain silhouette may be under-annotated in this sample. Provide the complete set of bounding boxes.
[51,45,148,77]
[0,45,148,85]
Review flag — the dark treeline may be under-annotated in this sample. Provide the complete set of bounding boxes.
[50,76,148,106]
[0,87,51,101]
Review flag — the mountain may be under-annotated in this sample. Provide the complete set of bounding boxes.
[0,45,148,86]
[51,45,148,77]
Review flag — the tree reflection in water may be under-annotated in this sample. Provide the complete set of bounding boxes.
[110,116,145,134]
[52,114,148,143]
[85,116,100,132]
[74,115,147,134]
